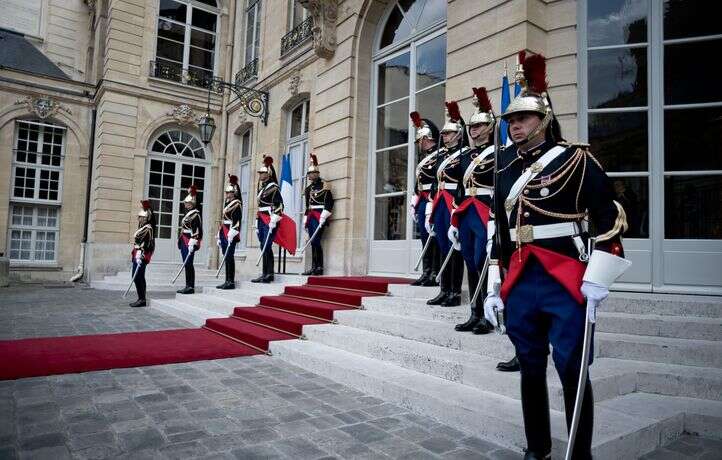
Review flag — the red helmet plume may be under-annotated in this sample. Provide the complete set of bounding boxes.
[263,155,273,167]
[472,87,493,113]
[228,174,238,185]
[187,185,197,196]
[445,101,461,122]
[141,200,151,210]
[523,52,548,94]
[410,111,423,129]
[309,153,318,166]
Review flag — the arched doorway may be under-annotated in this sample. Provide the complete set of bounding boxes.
[146,128,210,263]
[368,0,446,275]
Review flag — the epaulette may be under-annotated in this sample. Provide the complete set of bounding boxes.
[558,141,590,150]
[322,181,331,191]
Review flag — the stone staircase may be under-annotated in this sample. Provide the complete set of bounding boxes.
[146,277,722,459]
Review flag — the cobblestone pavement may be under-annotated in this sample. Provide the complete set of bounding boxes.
[1,284,719,459]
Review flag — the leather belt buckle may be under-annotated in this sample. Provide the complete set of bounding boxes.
[439,181,445,190]
[469,186,477,196]
[518,225,534,243]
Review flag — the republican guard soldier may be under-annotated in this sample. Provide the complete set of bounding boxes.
[217,174,242,289]
[409,112,441,286]
[484,51,631,459]
[449,87,495,334]
[177,185,202,294]
[253,155,283,283]
[130,200,156,307]
[303,154,334,275]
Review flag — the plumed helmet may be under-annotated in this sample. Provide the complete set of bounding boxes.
[440,101,463,133]
[183,185,197,205]
[224,174,241,198]
[468,87,495,127]
[307,153,320,174]
[257,154,277,183]
[410,111,439,143]
[138,199,153,218]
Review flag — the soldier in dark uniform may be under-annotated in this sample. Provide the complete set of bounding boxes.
[426,101,467,307]
[177,185,202,294]
[484,51,631,460]
[216,174,242,289]
[303,154,334,275]
[409,112,441,287]
[130,200,156,308]
[449,88,495,334]
[253,155,283,283]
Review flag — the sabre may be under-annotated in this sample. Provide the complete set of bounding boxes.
[299,222,323,255]
[215,242,232,278]
[564,300,594,460]
[435,246,456,283]
[491,280,506,335]
[469,254,490,307]
[123,261,142,298]
[170,249,193,285]
[413,225,435,271]
[255,227,273,266]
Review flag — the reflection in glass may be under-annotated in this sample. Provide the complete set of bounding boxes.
[587,0,647,47]
[374,195,407,240]
[416,0,446,30]
[664,0,722,40]
[588,47,647,108]
[664,39,722,105]
[377,100,409,149]
[665,175,722,239]
[415,84,445,134]
[380,6,411,49]
[665,107,722,171]
[588,111,648,172]
[611,177,648,238]
[290,104,303,138]
[378,53,410,104]
[375,148,408,194]
[416,34,446,90]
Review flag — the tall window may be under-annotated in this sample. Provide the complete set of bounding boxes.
[287,100,310,246]
[372,0,446,241]
[245,0,262,66]
[9,120,65,263]
[155,0,219,86]
[288,0,307,30]
[238,129,253,249]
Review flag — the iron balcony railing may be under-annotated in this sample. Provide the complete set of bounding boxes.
[149,60,213,89]
[235,58,258,85]
[280,16,313,57]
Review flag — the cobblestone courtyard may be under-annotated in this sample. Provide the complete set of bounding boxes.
[0,284,718,459]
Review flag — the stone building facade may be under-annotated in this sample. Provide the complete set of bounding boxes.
[1,0,720,294]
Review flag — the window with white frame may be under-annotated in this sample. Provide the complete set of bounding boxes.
[8,120,65,263]
[245,0,262,66]
[155,0,219,87]
[286,100,310,246]
[238,129,253,249]
[288,0,308,31]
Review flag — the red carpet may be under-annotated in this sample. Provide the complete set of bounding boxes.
[0,329,258,380]
[1,276,411,380]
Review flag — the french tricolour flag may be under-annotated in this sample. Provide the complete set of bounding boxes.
[274,153,297,255]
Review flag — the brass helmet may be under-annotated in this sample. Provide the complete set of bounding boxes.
[138,199,153,218]
[224,174,241,198]
[440,101,463,133]
[307,153,320,174]
[410,111,439,143]
[501,51,554,145]
[468,87,495,127]
[183,185,197,205]
[257,154,277,183]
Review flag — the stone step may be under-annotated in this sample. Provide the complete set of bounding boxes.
[148,298,211,327]
[603,292,722,318]
[270,339,696,459]
[202,282,285,298]
[387,284,471,302]
[90,279,220,292]
[596,333,722,368]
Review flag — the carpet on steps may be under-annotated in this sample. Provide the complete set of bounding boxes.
[232,306,323,336]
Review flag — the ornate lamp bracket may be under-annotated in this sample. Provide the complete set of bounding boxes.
[209,77,269,126]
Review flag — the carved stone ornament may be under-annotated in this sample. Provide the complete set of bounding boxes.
[14,96,72,119]
[237,110,248,124]
[298,0,339,59]
[288,68,301,96]
[84,0,96,14]
[167,104,198,126]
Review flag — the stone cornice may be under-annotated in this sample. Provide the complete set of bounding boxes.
[299,0,339,59]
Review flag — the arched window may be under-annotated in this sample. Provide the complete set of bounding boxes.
[151,129,206,159]
[369,0,446,274]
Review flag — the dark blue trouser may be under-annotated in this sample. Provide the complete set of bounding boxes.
[131,260,146,300]
[458,207,487,272]
[178,239,195,287]
[218,230,237,257]
[432,198,452,256]
[256,218,278,255]
[431,198,463,293]
[306,215,325,248]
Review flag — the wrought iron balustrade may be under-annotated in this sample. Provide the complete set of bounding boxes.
[280,16,313,57]
[235,58,258,85]
[149,60,213,90]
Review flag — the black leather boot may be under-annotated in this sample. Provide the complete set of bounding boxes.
[262,250,274,283]
[520,371,552,459]
[472,318,494,334]
[456,270,481,331]
[129,299,147,308]
[219,259,235,289]
[441,291,461,307]
[313,246,324,275]
[426,290,448,305]
[496,356,520,372]
[251,250,266,283]
[216,260,229,289]
[422,241,440,286]
[562,376,594,460]
[131,271,147,307]
[177,264,194,294]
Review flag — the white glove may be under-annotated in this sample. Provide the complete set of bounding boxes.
[319,209,332,226]
[409,203,418,223]
[483,294,504,328]
[134,251,143,264]
[188,238,198,249]
[581,281,609,323]
[447,225,460,251]
[303,215,307,227]
[410,194,420,209]
[424,215,432,235]
[269,213,281,229]
[228,228,239,241]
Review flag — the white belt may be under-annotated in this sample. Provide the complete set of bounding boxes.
[258,206,271,212]
[421,183,433,191]
[510,222,579,243]
[439,182,458,190]
[465,188,492,197]
[222,219,232,225]
[182,229,192,234]
[309,205,325,210]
